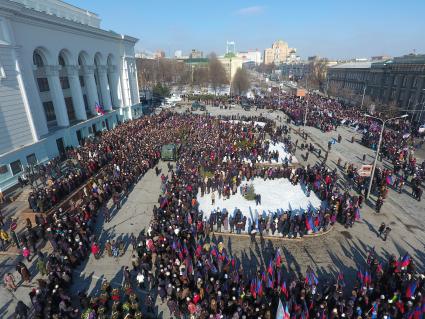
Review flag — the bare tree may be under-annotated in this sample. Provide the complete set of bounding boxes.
[232,68,250,96]
[307,59,328,90]
[193,67,209,87]
[208,52,228,94]
[136,58,158,88]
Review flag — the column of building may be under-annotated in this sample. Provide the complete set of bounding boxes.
[402,75,415,107]
[120,57,131,108]
[394,75,404,103]
[45,65,69,127]
[97,65,112,111]
[107,65,122,108]
[81,65,99,115]
[64,65,87,121]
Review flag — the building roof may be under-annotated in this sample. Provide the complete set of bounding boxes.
[330,61,372,69]
[393,54,425,64]
[183,58,209,64]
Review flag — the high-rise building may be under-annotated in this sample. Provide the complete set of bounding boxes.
[0,0,140,191]
[264,40,289,65]
[226,41,236,55]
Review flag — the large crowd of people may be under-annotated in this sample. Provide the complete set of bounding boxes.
[1,109,423,319]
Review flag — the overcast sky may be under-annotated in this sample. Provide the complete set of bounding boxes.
[67,0,425,60]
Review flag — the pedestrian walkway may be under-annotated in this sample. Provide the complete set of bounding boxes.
[70,161,170,317]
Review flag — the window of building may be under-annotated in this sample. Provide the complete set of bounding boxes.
[58,55,66,67]
[64,97,76,121]
[83,94,89,113]
[26,153,37,166]
[33,52,44,68]
[0,165,8,175]
[43,101,56,122]
[60,76,70,89]
[10,160,22,175]
[37,77,50,92]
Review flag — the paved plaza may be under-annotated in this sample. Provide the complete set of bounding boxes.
[0,105,424,318]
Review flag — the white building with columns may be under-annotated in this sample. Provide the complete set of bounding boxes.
[0,0,140,191]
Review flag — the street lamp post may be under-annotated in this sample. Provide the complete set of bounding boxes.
[360,82,367,110]
[304,94,309,126]
[364,113,408,199]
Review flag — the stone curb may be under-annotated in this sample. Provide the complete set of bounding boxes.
[209,225,334,241]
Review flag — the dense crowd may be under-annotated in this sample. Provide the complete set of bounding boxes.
[2,111,423,319]
[269,92,424,205]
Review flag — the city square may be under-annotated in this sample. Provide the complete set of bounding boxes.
[0,1,424,319]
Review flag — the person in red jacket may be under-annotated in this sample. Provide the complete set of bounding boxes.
[91,242,100,259]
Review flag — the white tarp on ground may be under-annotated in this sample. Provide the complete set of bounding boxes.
[223,141,299,165]
[225,120,266,127]
[266,141,299,164]
[198,178,322,231]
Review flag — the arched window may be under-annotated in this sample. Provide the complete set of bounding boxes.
[58,55,66,67]
[33,51,44,68]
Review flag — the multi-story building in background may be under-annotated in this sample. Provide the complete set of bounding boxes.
[0,0,140,191]
[280,63,311,81]
[237,50,262,66]
[218,56,243,82]
[264,40,289,65]
[190,49,203,59]
[174,50,183,58]
[154,50,165,59]
[327,54,425,120]
[286,49,301,64]
[226,41,236,55]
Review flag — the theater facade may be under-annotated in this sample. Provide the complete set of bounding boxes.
[0,0,140,191]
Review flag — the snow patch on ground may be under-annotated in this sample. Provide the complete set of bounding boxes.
[198,178,322,231]
[267,141,299,164]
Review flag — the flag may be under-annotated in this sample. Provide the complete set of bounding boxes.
[354,207,361,221]
[267,275,274,289]
[95,102,105,115]
[400,254,411,268]
[406,281,417,298]
[305,267,318,286]
[371,302,378,319]
[284,304,290,319]
[363,271,371,286]
[256,278,263,297]
[250,279,256,298]
[412,306,422,319]
[305,216,313,231]
[281,281,288,298]
[275,249,282,268]
[357,270,364,283]
[276,299,285,319]
[337,272,345,287]
[268,259,274,276]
